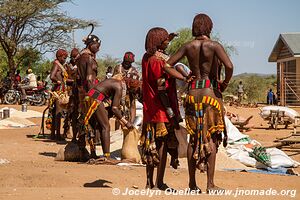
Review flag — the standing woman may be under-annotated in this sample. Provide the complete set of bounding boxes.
[165,14,233,193]
[141,27,184,190]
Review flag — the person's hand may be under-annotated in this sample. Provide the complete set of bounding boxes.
[57,80,61,85]
[125,121,134,129]
[185,73,195,83]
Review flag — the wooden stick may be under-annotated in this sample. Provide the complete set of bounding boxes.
[281,149,300,152]
[265,143,287,148]
[290,144,300,148]
[275,133,293,141]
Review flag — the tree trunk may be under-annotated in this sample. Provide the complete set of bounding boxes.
[7,53,16,88]
[7,53,16,75]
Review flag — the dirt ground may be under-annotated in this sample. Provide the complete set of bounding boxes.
[0,104,299,200]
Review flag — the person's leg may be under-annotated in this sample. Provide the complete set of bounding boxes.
[206,134,223,192]
[146,165,154,189]
[94,103,110,158]
[77,124,89,162]
[154,138,168,189]
[50,103,57,140]
[129,93,136,123]
[55,112,63,141]
[21,86,29,101]
[187,134,200,191]
[63,111,70,138]
[167,128,179,169]
[71,109,79,142]
[86,116,99,158]
[94,128,101,146]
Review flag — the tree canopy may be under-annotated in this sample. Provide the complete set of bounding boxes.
[96,55,121,80]
[0,0,98,73]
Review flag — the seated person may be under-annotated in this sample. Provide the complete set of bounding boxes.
[20,69,37,101]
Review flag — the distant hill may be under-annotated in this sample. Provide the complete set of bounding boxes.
[233,73,277,79]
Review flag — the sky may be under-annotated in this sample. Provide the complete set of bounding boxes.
[59,0,300,75]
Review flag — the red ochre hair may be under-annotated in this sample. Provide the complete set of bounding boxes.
[56,49,68,58]
[192,13,213,37]
[145,27,169,55]
[70,48,80,58]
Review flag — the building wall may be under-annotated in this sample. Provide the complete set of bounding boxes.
[297,58,300,101]
[277,58,300,106]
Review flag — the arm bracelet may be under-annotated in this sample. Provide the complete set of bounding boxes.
[120,116,128,125]
[164,63,172,68]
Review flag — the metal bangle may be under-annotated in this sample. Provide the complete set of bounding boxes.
[120,117,128,125]
[165,63,172,68]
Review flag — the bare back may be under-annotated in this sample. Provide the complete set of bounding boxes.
[185,40,219,80]
[93,78,123,119]
[167,38,233,98]
[185,40,220,98]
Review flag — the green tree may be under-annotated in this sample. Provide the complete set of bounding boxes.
[166,28,193,65]
[0,0,98,75]
[15,47,42,70]
[0,46,8,79]
[33,59,53,80]
[224,74,277,103]
[97,54,120,80]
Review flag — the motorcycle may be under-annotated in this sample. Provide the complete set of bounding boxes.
[0,84,10,104]
[4,86,49,106]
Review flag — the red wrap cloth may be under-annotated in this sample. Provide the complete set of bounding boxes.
[142,53,179,123]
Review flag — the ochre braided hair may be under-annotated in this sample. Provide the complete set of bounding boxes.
[145,27,169,55]
[192,13,213,37]
[56,49,68,58]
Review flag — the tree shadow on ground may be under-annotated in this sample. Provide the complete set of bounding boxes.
[26,134,67,145]
[83,179,112,188]
[26,134,50,139]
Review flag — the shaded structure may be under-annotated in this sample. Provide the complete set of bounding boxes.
[269,33,300,106]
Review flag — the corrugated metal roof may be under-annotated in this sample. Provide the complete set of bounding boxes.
[268,32,300,62]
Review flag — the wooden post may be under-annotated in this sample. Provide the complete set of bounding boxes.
[280,62,285,106]
[297,58,300,105]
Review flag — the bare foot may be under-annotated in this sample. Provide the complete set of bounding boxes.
[153,183,176,192]
[189,185,202,194]
[145,183,154,189]
[206,186,225,194]
[90,151,99,159]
